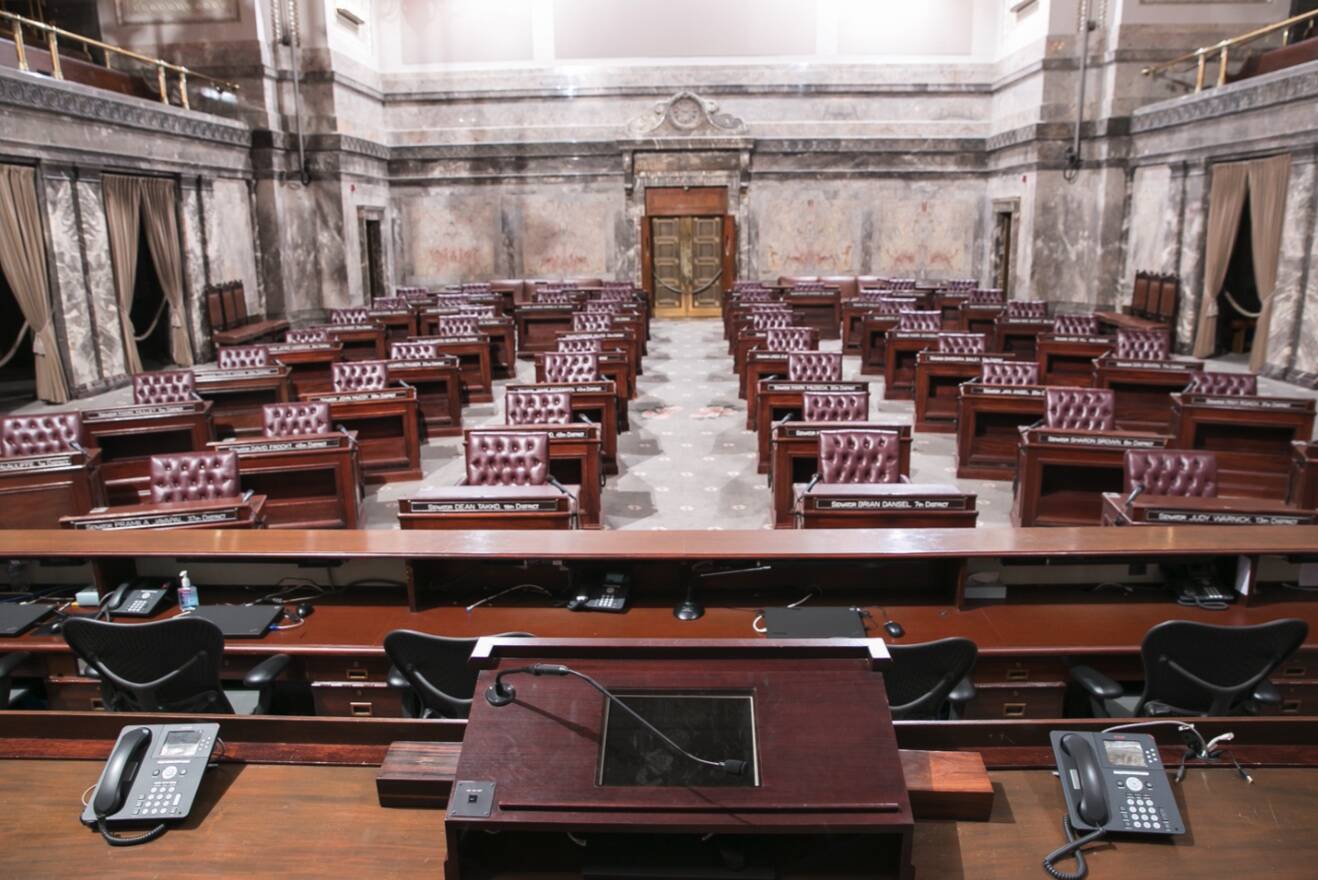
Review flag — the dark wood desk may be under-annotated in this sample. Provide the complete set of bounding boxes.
[732,330,769,382]
[884,330,941,399]
[1035,333,1114,386]
[842,301,879,352]
[801,483,978,529]
[367,307,418,341]
[192,365,293,438]
[0,449,106,529]
[212,433,362,529]
[990,317,1053,360]
[506,382,619,474]
[931,292,970,328]
[269,342,344,397]
[787,289,841,338]
[860,314,904,375]
[1013,427,1170,526]
[955,303,1003,335]
[417,336,493,404]
[464,424,603,529]
[318,324,387,361]
[398,486,574,530]
[419,314,516,379]
[80,401,214,505]
[755,381,870,473]
[534,352,635,430]
[1291,442,1318,509]
[514,304,577,355]
[386,358,464,439]
[1170,393,1316,500]
[557,329,643,378]
[1095,310,1168,334]
[743,350,789,419]
[1094,356,1203,433]
[60,495,267,530]
[770,421,912,528]
[955,383,1046,480]
[914,353,1008,433]
[302,388,422,483]
[1101,493,1318,527]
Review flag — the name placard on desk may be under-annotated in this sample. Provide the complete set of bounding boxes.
[888,331,940,340]
[433,335,485,344]
[1182,395,1313,411]
[518,304,575,312]
[408,499,563,513]
[762,382,867,393]
[510,383,613,395]
[368,310,411,318]
[389,359,460,369]
[810,495,970,511]
[323,324,382,333]
[1100,359,1196,371]
[997,317,1052,326]
[920,353,1003,365]
[73,509,240,529]
[560,331,628,341]
[314,389,411,403]
[1143,509,1316,525]
[749,351,789,362]
[546,428,596,440]
[269,343,337,354]
[224,437,345,455]
[0,453,80,473]
[1044,334,1114,345]
[1037,432,1167,449]
[963,384,1046,398]
[195,367,285,382]
[84,401,206,421]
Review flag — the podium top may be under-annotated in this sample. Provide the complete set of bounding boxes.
[470,637,891,669]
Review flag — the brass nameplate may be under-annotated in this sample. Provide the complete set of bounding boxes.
[75,509,240,529]
[195,367,283,381]
[269,343,335,353]
[390,359,459,369]
[547,429,594,440]
[318,390,409,402]
[1045,335,1113,345]
[409,500,562,513]
[964,385,1046,398]
[762,382,866,393]
[1103,359,1193,371]
[85,402,204,420]
[510,383,613,395]
[810,496,969,511]
[921,353,994,364]
[1143,510,1314,525]
[1184,395,1310,411]
[1038,433,1165,449]
[227,437,343,455]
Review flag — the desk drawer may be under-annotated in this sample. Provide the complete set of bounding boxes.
[302,656,391,683]
[973,657,1068,684]
[962,681,1066,719]
[1257,680,1318,716]
[311,681,403,717]
[46,676,105,711]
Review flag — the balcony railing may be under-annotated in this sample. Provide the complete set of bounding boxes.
[1142,9,1318,92]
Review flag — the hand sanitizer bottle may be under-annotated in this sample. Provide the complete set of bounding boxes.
[178,570,199,612]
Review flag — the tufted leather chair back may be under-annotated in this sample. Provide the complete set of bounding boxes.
[857,288,895,302]
[765,328,817,352]
[980,361,1039,386]
[286,329,328,344]
[465,431,550,486]
[875,297,917,315]
[945,279,976,291]
[898,311,941,332]
[557,337,603,353]
[262,402,332,437]
[1184,370,1257,396]
[788,352,842,382]
[750,312,793,332]
[1053,314,1099,335]
[543,352,600,383]
[0,413,83,457]
[572,313,613,333]
[584,302,623,315]
[1045,387,1115,431]
[818,430,902,484]
[506,390,573,425]
[391,341,442,361]
[148,451,240,504]
[453,306,497,319]
[331,308,370,325]
[736,290,777,304]
[332,360,390,392]
[803,391,868,422]
[1005,301,1047,319]
[937,333,987,354]
[371,297,408,310]
[1116,329,1170,360]
[132,371,196,405]
[217,346,269,370]
[436,316,480,337]
[884,278,917,291]
[536,291,577,304]
[597,289,636,302]
[1124,450,1218,497]
[969,288,1005,304]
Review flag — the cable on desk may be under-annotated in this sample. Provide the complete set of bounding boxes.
[751,589,817,634]
[466,583,551,612]
[1042,815,1106,880]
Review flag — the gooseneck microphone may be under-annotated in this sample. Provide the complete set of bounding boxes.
[485,664,747,776]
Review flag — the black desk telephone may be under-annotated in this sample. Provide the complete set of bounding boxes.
[102,580,172,618]
[81,722,219,846]
[1043,730,1185,878]
[566,572,631,613]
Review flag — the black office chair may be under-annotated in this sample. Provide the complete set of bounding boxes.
[384,630,533,719]
[884,638,978,720]
[1070,619,1307,717]
[61,617,290,714]
[0,651,32,708]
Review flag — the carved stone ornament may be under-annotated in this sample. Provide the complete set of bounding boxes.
[625,91,748,138]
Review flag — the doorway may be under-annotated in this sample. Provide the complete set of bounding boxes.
[0,271,35,409]
[1215,192,1260,355]
[359,210,385,303]
[641,187,734,318]
[991,201,1018,296]
[129,222,171,368]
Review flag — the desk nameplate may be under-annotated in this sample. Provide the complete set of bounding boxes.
[269,343,338,354]
[73,509,241,529]
[749,351,791,362]
[368,310,412,318]
[406,499,564,514]
[222,437,346,455]
[1181,395,1314,411]
[963,384,1046,398]
[919,353,1006,365]
[389,359,461,369]
[0,454,81,473]
[312,390,413,403]
[321,324,383,333]
[1142,509,1316,525]
[1035,432,1168,450]
[559,332,630,341]
[432,336,485,345]
[996,318,1053,327]
[1100,359,1198,372]
[195,367,286,382]
[888,331,940,340]
[517,305,575,312]
[84,401,206,421]
[808,495,972,511]
[1041,334,1114,345]
[508,383,614,395]
[762,382,868,393]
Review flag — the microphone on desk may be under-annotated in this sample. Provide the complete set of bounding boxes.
[546,476,578,529]
[485,663,747,776]
[1120,483,1145,524]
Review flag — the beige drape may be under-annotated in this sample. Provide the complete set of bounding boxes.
[103,175,144,374]
[1192,162,1249,358]
[139,178,194,366]
[0,165,69,403]
[1245,154,1291,372]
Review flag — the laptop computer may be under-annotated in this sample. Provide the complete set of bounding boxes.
[188,605,283,638]
[0,603,55,637]
[761,606,866,639]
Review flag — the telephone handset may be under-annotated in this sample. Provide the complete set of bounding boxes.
[101,580,172,618]
[566,573,630,613]
[82,722,220,846]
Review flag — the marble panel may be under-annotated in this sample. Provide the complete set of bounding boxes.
[208,179,260,314]
[75,179,129,380]
[1174,168,1209,351]
[181,184,210,359]
[1262,159,1314,374]
[397,188,500,283]
[1124,165,1173,289]
[41,175,99,389]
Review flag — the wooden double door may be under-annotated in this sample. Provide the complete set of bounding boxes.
[642,187,735,318]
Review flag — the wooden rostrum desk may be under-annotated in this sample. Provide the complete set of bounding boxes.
[80,400,214,505]
[1170,392,1316,501]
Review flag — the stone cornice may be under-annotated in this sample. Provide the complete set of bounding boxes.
[1131,61,1318,134]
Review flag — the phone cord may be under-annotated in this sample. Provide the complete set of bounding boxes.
[1042,815,1107,880]
[97,818,168,847]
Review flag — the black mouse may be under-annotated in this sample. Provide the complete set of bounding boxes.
[296,602,315,619]
[884,620,905,639]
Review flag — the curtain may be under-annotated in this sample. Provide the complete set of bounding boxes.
[1245,154,1291,373]
[0,165,69,403]
[1192,162,1249,358]
[139,178,194,366]
[103,175,144,374]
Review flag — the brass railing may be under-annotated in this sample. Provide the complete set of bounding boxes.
[1142,8,1318,92]
[1,9,240,109]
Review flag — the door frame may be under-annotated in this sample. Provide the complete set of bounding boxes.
[640,187,735,315]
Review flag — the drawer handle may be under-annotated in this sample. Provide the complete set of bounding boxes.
[1282,666,1306,678]
[1003,702,1027,718]
[90,697,104,711]
[1282,700,1301,715]
[1006,668,1030,681]
[346,668,369,681]
[349,702,374,717]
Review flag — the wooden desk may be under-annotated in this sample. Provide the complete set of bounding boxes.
[860,314,903,376]
[1013,427,1170,527]
[318,324,387,361]
[755,381,870,473]
[302,388,422,483]
[1095,310,1168,334]
[80,401,214,505]
[0,449,106,529]
[1291,442,1318,509]
[732,330,769,382]
[465,424,603,529]
[1035,333,1114,386]
[556,329,643,378]
[212,433,362,529]
[801,483,978,529]
[742,350,789,417]
[1101,493,1318,527]
[398,486,574,530]
[842,301,879,352]
[417,336,493,404]
[1094,356,1203,433]
[386,358,464,439]
[60,495,267,530]
[770,421,913,528]
[419,314,516,379]
[931,291,971,328]
[268,342,344,397]
[192,365,293,438]
[990,317,1053,360]
[367,307,418,341]
[955,383,1046,480]
[955,303,1003,335]
[514,304,577,356]
[914,353,1009,433]
[787,289,841,338]
[534,352,635,430]
[1170,393,1316,500]
[506,382,619,474]
[884,330,940,399]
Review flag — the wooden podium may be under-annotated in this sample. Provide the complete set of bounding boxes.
[445,637,913,880]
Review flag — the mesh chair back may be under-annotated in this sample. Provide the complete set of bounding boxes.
[885,638,979,720]
[383,630,532,718]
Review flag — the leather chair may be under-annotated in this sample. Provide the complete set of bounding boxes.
[969,288,1004,304]
[874,297,917,314]
[0,413,83,457]
[217,345,269,369]
[332,361,389,392]
[816,429,904,484]
[557,337,603,353]
[1184,370,1257,396]
[980,361,1039,386]
[898,311,941,332]
[937,333,987,354]
[262,402,332,438]
[436,316,480,338]
[572,314,613,333]
[537,290,578,304]
[1116,329,1170,360]
[1005,301,1047,319]
[506,390,573,426]
[886,638,978,721]
[370,297,408,310]
[390,341,441,361]
[584,302,623,315]
[542,352,599,383]
[330,308,370,325]
[1044,387,1115,432]
[943,279,976,292]
[1124,450,1218,497]
[749,312,793,332]
[466,431,550,486]
[764,328,817,352]
[803,391,868,422]
[132,371,198,405]
[787,352,842,382]
[885,278,917,291]
[148,451,241,504]
[285,329,328,344]
[1053,314,1099,335]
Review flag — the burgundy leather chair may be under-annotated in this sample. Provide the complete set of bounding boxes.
[465,431,550,486]
[981,361,1039,385]
[536,291,578,305]
[788,352,842,382]
[332,361,390,392]
[506,390,573,425]
[856,289,896,302]
[1184,371,1257,396]
[330,308,370,325]
[1116,330,1170,361]
[1044,387,1116,432]
[1053,314,1099,335]
[885,278,917,291]
[765,328,818,352]
[937,333,987,354]
[898,311,941,332]
[572,314,613,333]
[969,288,1005,304]
[557,337,603,354]
[217,346,269,370]
[370,297,408,311]
[148,451,241,504]
[390,341,442,361]
[750,312,794,332]
[132,371,198,405]
[285,329,328,344]
[803,391,869,422]
[874,297,917,314]
[262,402,332,437]
[736,290,777,304]
[1124,450,1218,497]
[436,316,480,338]
[0,413,83,457]
[1005,301,1047,319]
[583,302,623,315]
[543,352,600,383]
[944,279,976,292]
[817,430,904,484]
